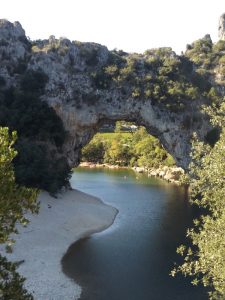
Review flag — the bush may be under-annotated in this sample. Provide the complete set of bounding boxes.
[82,137,105,163]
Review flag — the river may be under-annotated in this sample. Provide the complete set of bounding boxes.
[62,167,207,300]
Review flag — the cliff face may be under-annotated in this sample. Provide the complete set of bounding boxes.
[219,13,225,40]
[0,19,224,172]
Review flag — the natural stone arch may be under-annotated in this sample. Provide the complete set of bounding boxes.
[53,94,208,170]
[219,13,225,40]
[0,19,223,172]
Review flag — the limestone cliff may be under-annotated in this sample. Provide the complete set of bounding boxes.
[0,18,224,179]
[219,13,225,40]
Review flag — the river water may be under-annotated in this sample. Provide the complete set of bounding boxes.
[62,168,207,300]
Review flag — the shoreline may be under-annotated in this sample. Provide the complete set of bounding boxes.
[79,162,184,185]
[0,189,118,300]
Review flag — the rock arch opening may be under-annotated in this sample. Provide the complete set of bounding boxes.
[60,102,208,173]
[78,121,185,183]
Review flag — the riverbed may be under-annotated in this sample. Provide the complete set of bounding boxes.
[62,167,207,300]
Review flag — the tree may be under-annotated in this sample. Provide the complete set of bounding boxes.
[0,256,33,300]
[131,127,175,168]
[81,136,105,163]
[0,127,39,299]
[104,136,131,166]
[171,101,225,299]
[114,121,123,133]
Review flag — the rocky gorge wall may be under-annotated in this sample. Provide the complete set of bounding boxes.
[0,18,224,180]
[219,13,225,40]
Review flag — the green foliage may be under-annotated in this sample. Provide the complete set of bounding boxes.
[171,101,225,299]
[212,40,225,52]
[185,35,213,67]
[81,136,104,163]
[130,127,174,168]
[91,69,112,89]
[114,121,123,133]
[32,38,69,56]
[104,65,119,77]
[91,45,216,111]
[0,128,39,244]
[0,127,38,299]
[114,121,136,133]
[81,126,175,168]
[103,134,132,166]
[107,49,127,66]
[0,255,33,300]
[0,70,70,193]
[186,36,225,84]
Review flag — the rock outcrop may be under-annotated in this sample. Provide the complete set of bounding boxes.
[0,19,224,174]
[133,165,184,184]
[219,13,225,40]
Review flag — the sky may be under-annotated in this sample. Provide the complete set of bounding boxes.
[0,0,224,54]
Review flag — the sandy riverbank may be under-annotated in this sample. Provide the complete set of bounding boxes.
[1,190,118,300]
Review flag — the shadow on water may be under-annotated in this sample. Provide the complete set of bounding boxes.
[62,168,208,300]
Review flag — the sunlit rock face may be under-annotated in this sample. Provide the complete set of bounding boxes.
[0,19,223,170]
[219,13,225,40]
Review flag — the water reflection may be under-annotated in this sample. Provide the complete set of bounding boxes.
[62,168,207,300]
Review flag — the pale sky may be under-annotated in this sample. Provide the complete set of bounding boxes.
[0,0,224,54]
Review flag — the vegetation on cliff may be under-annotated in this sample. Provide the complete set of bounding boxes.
[186,37,225,80]
[90,37,223,112]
